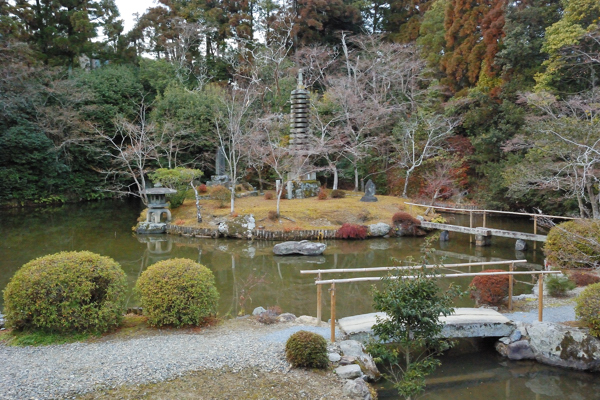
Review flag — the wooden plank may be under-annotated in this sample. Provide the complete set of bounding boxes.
[420,221,547,242]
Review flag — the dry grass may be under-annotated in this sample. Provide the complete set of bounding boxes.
[171,190,410,231]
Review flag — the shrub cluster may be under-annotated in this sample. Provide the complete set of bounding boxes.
[210,185,230,208]
[569,271,600,287]
[336,223,368,240]
[197,184,208,193]
[317,189,327,200]
[545,275,576,297]
[267,210,279,221]
[3,251,127,333]
[575,282,600,337]
[135,258,219,327]
[392,212,421,226]
[264,191,274,200]
[331,189,345,199]
[256,306,282,325]
[285,330,329,368]
[544,220,600,269]
[470,270,509,306]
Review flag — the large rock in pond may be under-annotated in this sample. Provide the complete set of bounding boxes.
[273,240,326,256]
[218,215,255,239]
[136,222,166,234]
[368,223,390,237]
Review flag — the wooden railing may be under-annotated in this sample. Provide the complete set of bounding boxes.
[302,260,561,342]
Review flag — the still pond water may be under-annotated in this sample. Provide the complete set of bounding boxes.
[1,200,597,398]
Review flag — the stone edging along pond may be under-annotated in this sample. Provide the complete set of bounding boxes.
[166,224,340,240]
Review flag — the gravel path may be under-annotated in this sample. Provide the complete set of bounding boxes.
[0,320,341,400]
[504,305,576,324]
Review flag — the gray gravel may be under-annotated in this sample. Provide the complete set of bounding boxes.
[504,305,576,324]
[0,322,341,400]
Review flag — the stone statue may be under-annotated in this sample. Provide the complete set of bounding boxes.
[360,180,378,202]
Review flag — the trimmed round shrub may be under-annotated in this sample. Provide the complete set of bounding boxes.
[544,220,600,269]
[575,282,600,337]
[136,258,219,327]
[545,274,576,297]
[3,251,127,333]
[285,330,328,369]
[264,191,274,200]
[267,210,279,221]
[210,185,231,208]
[197,184,208,193]
[470,269,509,306]
[331,189,345,199]
[317,189,328,200]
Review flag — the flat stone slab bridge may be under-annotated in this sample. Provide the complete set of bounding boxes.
[420,221,547,242]
[338,308,514,343]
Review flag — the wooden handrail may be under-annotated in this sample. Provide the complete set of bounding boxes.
[404,202,579,220]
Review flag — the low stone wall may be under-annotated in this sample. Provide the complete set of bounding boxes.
[166,224,339,241]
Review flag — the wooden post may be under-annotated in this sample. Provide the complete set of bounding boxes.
[330,283,336,343]
[534,216,538,250]
[538,275,544,322]
[469,211,473,244]
[483,211,487,228]
[508,263,514,311]
[317,274,322,327]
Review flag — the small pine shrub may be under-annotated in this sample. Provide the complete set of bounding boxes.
[317,189,328,200]
[135,258,219,328]
[336,223,368,240]
[470,270,509,306]
[569,271,600,287]
[197,184,208,193]
[544,220,600,269]
[331,189,345,199]
[285,330,329,369]
[268,210,279,221]
[546,275,576,297]
[575,282,600,337]
[210,185,231,208]
[235,184,244,192]
[3,251,127,333]
[264,191,274,200]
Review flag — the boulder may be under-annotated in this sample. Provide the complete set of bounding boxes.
[252,307,266,316]
[273,240,327,256]
[527,322,600,370]
[0,313,4,329]
[277,313,296,323]
[328,353,342,362]
[339,340,381,382]
[294,315,322,326]
[340,340,365,357]
[343,378,373,400]
[507,340,535,360]
[218,215,256,239]
[515,239,528,251]
[368,223,390,237]
[440,230,450,242]
[335,364,362,379]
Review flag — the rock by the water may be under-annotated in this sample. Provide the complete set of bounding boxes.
[136,222,166,234]
[343,378,372,400]
[440,230,450,241]
[339,340,381,382]
[360,180,378,202]
[515,239,528,251]
[368,223,390,237]
[277,313,296,322]
[510,329,522,342]
[507,340,535,360]
[329,353,342,362]
[294,315,322,326]
[525,322,600,370]
[335,364,362,379]
[252,307,266,316]
[273,240,326,256]
[218,215,255,239]
[340,340,365,357]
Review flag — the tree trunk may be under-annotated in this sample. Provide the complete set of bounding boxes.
[586,179,599,219]
[332,167,339,190]
[191,181,202,222]
[402,169,412,198]
[354,166,359,191]
[230,187,235,214]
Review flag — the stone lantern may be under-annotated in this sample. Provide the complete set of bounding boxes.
[142,183,177,223]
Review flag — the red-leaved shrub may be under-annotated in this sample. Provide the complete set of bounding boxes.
[336,223,368,240]
[392,212,420,226]
[197,184,208,193]
[470,269,509,306]
[268,210,278,221]
[318,189,328,200]
[569,271,600,287]
[264,192,274,200]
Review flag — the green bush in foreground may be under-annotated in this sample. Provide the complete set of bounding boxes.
[575,282,600,337]
[285,330,328,369]
[3,251,127,333]
[136,258,219,327]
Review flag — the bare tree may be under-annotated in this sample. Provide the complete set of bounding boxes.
[96,98,158,205]
[392,111,459,198]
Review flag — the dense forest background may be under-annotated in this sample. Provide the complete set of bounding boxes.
[1,0,599,217]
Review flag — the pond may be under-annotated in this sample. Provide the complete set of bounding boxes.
[2,200,597,399]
